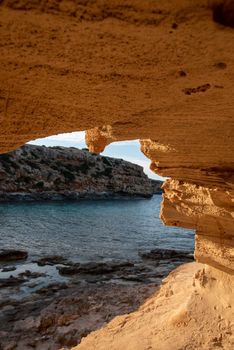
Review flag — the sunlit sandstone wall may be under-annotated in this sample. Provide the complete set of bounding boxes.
[0,1,233,274]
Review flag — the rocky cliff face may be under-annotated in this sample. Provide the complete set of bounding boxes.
[0,145,161,200]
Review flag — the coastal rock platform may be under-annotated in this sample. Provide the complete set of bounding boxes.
[0,249,193,350]
[74,263,234,350]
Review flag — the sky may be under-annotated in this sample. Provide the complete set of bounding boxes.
[29,131,164,181]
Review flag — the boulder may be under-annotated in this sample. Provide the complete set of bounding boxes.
[35,255,69,266]
[18,270,46,279]
[0,250,28,262]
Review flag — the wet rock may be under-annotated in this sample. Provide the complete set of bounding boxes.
[0,276,25,288]
[57,261,134,276]
[1,305,15,313]
[119,275,147,283]
[14,316,40,332]
[18,270,46,279]
[2,341,17,350]
[0,250,28,262]
[57,265,81,275]
[0,280,157,350]
[28,282,39,288]
[56,328,80,347]
[1,266,16,272]
[139,248,194,261]
[35,283,68,295]
[35,255,69,266]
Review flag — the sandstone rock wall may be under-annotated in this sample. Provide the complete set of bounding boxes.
[0,0,233,274]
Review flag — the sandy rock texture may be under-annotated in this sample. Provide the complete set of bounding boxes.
[0,0,233,274]
[0,1,234,349]
[0,0,233,153]
[73,262,234,350]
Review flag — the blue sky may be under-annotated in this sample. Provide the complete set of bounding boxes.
[29,131,163,181]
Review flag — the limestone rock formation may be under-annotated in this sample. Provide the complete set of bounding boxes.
[0,0,233,349]
[0,145,161,200]
[0,0,233,273]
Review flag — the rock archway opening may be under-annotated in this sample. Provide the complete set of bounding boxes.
[0,0,233,347]
[0,131,197,349]
[28,130,164,180]
[1,129,195,263]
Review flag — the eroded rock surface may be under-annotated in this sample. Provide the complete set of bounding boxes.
[73,263,234,350]
[0,281,158,350]
[1,250,191,350]
[0,0,234,349]
[0,0,233,274]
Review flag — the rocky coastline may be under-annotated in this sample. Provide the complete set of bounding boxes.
[0,145,162,202]
[0,190,158,202]
[0,248,193,350]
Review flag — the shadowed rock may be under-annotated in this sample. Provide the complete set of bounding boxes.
[139,248,194,261]
[18,270,46,279]
[1,266,16,272]
[0,276,25,288]
[34,255,69,266]
[57,261,134,276]
[212,0,234,27]
[0,250,28,262]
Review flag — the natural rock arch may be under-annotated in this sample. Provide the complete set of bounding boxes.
[0,0,233,348]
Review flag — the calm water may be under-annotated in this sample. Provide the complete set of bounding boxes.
[0,195,194,263]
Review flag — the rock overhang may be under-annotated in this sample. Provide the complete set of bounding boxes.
[0,0,233,274]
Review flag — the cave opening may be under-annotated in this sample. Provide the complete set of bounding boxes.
[0,132,197,349]
[1,129,194,262]
[0,131,195,348]
[28,131,164,181]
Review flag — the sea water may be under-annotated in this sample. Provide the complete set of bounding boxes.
[0,195,194,263]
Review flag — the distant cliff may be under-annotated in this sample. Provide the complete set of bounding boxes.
[0,145,162,201]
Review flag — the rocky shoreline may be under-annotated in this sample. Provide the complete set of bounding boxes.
[0,190,160,202]
[0,145,162,202]
[0,249,193,350]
